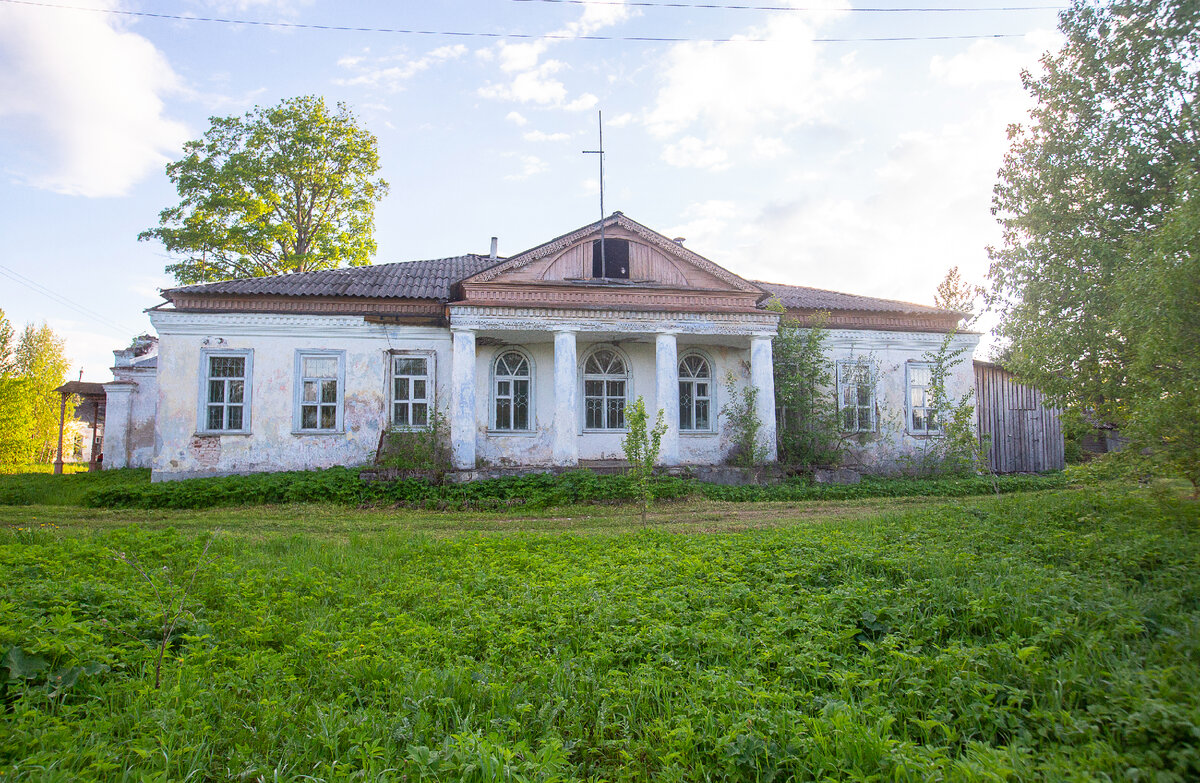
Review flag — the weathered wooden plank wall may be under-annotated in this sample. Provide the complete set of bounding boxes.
[974,361,1064,473]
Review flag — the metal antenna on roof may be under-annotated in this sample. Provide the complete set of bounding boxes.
[582,110,605,275]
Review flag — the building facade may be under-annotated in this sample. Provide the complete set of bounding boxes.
[106,214,976,480]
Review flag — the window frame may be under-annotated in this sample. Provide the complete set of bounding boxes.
[580,345,631,432]
[678,351,716,434]
[906,361,942,436]
[591,238,631,279]
[389,350,436,431]
[293,349,346,434]
[197,348,253,435]
[489,347,535,434]
[836,358,877,434]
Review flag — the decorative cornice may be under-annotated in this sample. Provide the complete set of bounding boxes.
[786,308,963,333]
[465,214,762,294]
[149,310,450,340]
[457,283,760,313]
[821,328,980,353]
[448,306,779,336]
[166,294,443,319]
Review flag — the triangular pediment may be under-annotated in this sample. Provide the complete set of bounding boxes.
[457,213,765,312]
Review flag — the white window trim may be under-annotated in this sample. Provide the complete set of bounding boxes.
[678,350,716,434]
[388,349,436,431]
[489,347,535,435]
[906,360,942,436]
[579,344,632,433]
[197,348,252,435]
[837,358,877,434]
[293,349,346,434]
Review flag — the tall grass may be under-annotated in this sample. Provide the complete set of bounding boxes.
[2,487,1198,780]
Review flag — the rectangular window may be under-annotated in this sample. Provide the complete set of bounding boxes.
[392,354,431,428]
[584,379,626,429]
[837,359,875,433]
[200,351,251,433]
[908,362,940,434]
[591,238,630,279]
[295,351,344,432]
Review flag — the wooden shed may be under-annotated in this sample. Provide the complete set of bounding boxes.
[974,360,1064,473]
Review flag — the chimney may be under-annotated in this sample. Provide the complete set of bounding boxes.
[489,237,498,260]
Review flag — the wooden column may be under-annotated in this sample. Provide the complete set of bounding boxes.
[54,391,66,475]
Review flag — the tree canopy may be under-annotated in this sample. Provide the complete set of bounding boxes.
[989,0,1200,486]
[141,96,389,284]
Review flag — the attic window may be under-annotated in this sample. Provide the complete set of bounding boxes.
[591,238,630,279]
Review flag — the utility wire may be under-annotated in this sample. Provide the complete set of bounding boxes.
[0,0,1041,42]
[0,264,141,337]
[514,0,1065,12]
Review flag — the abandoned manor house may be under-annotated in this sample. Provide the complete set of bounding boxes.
[101,213,978,481]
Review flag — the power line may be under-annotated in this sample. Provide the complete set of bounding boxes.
[0,0,1042,42]
[514,0,1065,12]
[0,264,140,337]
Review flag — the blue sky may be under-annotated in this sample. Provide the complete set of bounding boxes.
[0,0,1064,379]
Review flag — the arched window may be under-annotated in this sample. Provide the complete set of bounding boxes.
[583,348,628,430]
[492,350,532,431]
[678,353,712,431]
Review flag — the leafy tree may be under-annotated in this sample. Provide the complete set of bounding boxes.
[141,96,389,284]
[15,323,73,463]
[0,378,36,467]
[1120,168,1200,493]
[933,266,984,327]
[0,310,15,376]
[990,0,1200,487]
[621,396,666,526]
[769,301,844,467]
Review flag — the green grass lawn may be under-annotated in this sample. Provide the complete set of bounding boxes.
[1,487,1198,781]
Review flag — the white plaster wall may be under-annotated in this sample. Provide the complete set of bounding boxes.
[148,312,451,480]
[820,329,980,474]
[117,366,158,468]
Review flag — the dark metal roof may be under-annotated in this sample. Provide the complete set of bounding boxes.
[55,381,106,397]
[163,255,504,303]
[754,280,963,317]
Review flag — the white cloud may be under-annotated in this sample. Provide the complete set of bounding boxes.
[505,154,548,181]
[524,130,571,142]
[479,61,568,105]
[930,30,1061,88]
[565,93,599,112]
[645,6,874,169]
[506,111,529,126]
[608,113,637,128]
[0,0,188,197]
[662,137,730,171]
[334,45,467,91]
[478,1,632,110]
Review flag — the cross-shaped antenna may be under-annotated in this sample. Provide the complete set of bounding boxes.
[582,110,606,275]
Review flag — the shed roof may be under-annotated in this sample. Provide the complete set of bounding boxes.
[55,381,107,397]
[162,255,502,303]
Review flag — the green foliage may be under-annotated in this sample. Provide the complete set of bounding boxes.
[0,379,36,467]
[621,396,667,525]
[990,0,1200,486]
[0,309,15,376]
[1118,167,1200,492]
[0,466,1069,512]
[721,372,765,467]
[1,489,1198,779]
[13,323,73,463]
[770,302,844,467]
[140,95,389,283]
[376,408,451,475]
[907,334,989,479]
[932,266,983,326]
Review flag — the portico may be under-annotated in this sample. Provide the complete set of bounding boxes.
[446,305,778,470]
